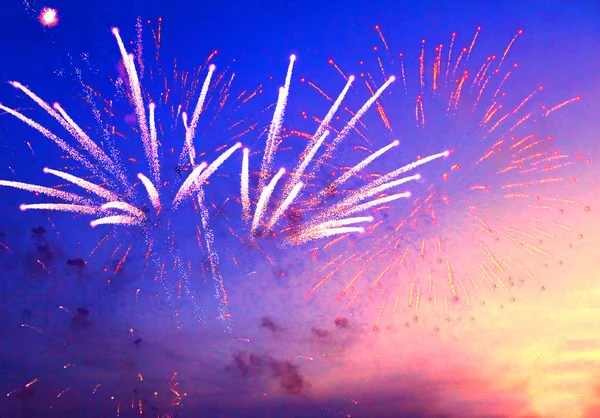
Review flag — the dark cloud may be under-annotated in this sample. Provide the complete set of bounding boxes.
[35,243,53,260]
[73,306,91,328]
[270,264,288,281]
[225,351,310,397]
[23,244,54,276]
[14,386,36,399]
[20,308,32,320]
[267,358,309,396]
[226,350,263,379]
[286,207,303,226]
[311,327,329,339]
[308,317,358,359]
[66,257,86,268]
[261,316,285,334]
[250,225,270,239]
[175,164,187,177]
[334,316,349,329]
[30,226,46,239]
[76,307,90,316]
[19,225,65,278]
[284,207,305,237]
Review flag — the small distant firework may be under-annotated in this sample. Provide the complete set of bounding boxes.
[39,7,58,27]
[297,26,591,331]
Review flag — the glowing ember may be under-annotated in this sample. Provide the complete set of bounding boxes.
[39,7,58,27]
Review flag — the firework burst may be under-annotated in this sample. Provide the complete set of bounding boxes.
[39,7,58,27]
[0,19,454,415]
[0,24,248,329]
[0,19,446,331]
[1,17,595,417]
[291,26,592,331]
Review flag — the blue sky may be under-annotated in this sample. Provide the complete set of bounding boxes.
[1,1,599,417]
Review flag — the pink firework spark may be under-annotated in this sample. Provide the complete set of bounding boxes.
[39,7,58,27]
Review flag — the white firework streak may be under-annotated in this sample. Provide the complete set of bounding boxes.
[179,64,216,166]
[298,216,375,242]
[313,151,449,225]
[197,188,231,330]
[42,168,119,201]
[137,173,161,212]
[172,162,209,207]
[290,131,330,188]
[19,203,101,215]
[338,192,412,218]
[90,215,142,227]
[311,76,396,173]
[9,82,123,187]
[304,216,374,233]
[268,181,304,228]
[190,142,243,194]
[0,180,90,204]
[252,168,286,234]
[112,28,157,184]
[257,55,296,195]
[0,103,99,175]
[319,139,400,197]
[322,174,423,222]
[101,201,146,219]
[282,75,354,199]
[303,226,366,240]
[241,148,251,219]
[53,102,128,187]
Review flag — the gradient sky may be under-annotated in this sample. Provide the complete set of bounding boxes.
[0,1,599,417]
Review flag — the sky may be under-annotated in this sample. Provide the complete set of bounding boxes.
[0,0,599,417]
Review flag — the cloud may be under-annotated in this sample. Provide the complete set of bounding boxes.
[66,257,86,268]
[260,316,285,334]
[225,350,310,396]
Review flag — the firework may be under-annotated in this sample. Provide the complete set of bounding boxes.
[1,19,260,334]
[288,26,592,332]
[0,19,446,331]
[39,7,58,27]
[245,70,447,242]
[1,17,594,418]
